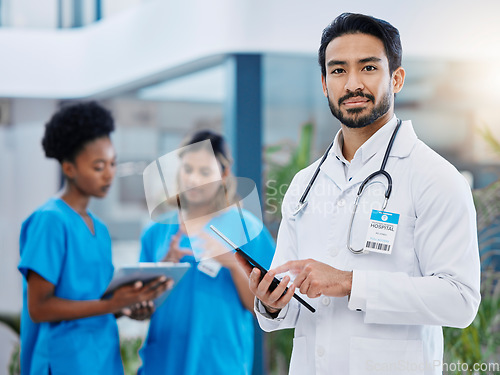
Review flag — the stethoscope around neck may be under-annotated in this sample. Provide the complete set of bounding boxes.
[292,118,403,255]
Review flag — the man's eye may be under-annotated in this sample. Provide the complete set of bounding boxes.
[363,65,377,72]
[332,68,345,74]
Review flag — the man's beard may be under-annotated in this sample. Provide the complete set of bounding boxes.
[327,89,392,129]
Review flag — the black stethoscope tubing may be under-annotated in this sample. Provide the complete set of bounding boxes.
[356,118,402,202]
[296,142,335,206]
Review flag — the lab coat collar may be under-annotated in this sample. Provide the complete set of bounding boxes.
[389,119,418,158]
[324,129,350,191]
[359,115,398,164]
[322,148,349,191]
[332,131,349,166]
[321,116,418,191]
[358,117,419,162]
[332,116,417,161]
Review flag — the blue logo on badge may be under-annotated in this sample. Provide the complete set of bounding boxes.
[371,210,400,224]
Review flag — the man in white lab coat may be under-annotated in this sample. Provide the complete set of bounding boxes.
[237,13,481,375]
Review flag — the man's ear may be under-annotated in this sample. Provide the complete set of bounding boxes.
[392,66,405,94]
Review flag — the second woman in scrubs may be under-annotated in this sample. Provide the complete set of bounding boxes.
[138,130,275,375]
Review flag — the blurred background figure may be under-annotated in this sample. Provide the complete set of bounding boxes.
[138,130,275,375]
[17,102,170,375]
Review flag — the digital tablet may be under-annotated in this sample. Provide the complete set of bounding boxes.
[102,262,191,306]
[210,225,315,313]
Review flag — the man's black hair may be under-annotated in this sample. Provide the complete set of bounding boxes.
[318,13,402,77]
[42,101,115,163]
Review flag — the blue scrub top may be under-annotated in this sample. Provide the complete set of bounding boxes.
[138,208,275,375]
[18,198,123,375]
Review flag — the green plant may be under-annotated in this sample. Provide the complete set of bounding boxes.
[477,125,500,157]
[264,122,315,222]
[441,124,500,374]
[266,329,294,375]
[0,313,20,335]
[263,123,315,374]
[474,123,500,232]
[0,314,20,375]
[120,337,143,375]
[8,343,20,375]
[443,269,500,374]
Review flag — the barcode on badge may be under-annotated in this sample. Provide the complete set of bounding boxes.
[365,241,391,252]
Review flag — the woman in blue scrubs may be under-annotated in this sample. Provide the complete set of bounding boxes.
[138,130,275,375]
[18,102,170,375]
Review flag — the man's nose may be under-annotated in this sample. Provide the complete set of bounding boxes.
[344,72,364,92]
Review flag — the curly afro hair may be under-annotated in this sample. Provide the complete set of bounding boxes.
[42,101,115,163]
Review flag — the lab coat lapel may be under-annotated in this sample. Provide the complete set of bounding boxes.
[320,152,348,192]
[347,153,384,188]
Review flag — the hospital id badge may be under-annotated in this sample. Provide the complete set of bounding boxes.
[364,210,399,254]
[197,258,222,278]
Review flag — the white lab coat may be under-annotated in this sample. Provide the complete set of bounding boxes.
[256,118,481,375]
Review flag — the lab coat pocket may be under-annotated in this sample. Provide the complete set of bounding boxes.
[394,214,416,250]
[391,214,417,274]
[350,337,425,375]
[288,336,309,375]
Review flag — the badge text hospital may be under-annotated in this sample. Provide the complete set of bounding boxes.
[364,210,400,255]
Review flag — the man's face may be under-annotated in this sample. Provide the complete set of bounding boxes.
[321,33,403,129]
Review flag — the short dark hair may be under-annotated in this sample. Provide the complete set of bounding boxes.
[180,129,232,171]
[318,13,402,77]
[177,129,237,209]
[42,101,115,163]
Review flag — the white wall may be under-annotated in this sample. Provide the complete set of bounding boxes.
[2,0,58,28]
[0,0,500,98]
[0,99,59,313]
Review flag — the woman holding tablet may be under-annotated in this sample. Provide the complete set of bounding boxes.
[18,102,170,375]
